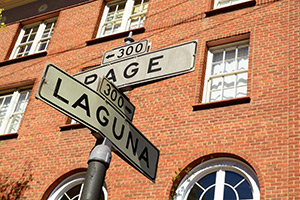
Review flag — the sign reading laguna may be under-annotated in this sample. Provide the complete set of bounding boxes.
[35,63,159,182]
[74,41,197,90]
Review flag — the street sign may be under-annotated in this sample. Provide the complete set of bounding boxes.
[74,40,197,90]
[35,62,159,182]
[102,40,149,64]
[99,77,135,121]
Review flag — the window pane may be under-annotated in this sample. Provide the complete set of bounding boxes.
[210,90,221,102]
[212,63,222,75]
[129,16,141,29]
[24,45,31,55]
[17,45,31,57]
[4,96,12,105]
[224,60,236,73]
[21,35,29,43]
[132,0,149,14]
[223,88,235,99]
[106,2,126,23]
[187,185,204,200]
[225,171,243,186]
[237,73,247,86]
[66,184,82,199]
[28,33,36,42]
[198,172,216,189]
[225,49,235,60]
[201,186,215,200]
[38,40,49,51]
[113,23,121,33]
[237,57,248,71]
[223,185,237,200]
[224,75,235,88]
[7,114,22,133]
[211,77,222,90]
[238,47,248,57]
[0,97,11,117]
[236,86,247,97]
[213,52,223,62]
[14,92,29,113]
[103,23,113,35]
[237,180,253,199]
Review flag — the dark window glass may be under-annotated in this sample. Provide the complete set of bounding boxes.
[66,184,81,198]
[187,185,204,200]
[225,171,243,186]
[198,172,216,189]
[237,179,253,199]
[224,185,237,200]
[202,186,215,200]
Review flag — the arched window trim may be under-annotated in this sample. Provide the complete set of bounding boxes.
[47,171,107,200]
[174,157,260,200]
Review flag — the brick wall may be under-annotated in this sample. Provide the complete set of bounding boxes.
[0,0,298,199]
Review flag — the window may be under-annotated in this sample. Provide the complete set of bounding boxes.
[214,0,251,9]
[0,89,31,134]
[174,158,260,200]
[202,40,249,103]
[10,17,57,59]
[47,172,107,200]
[97,0,148,37]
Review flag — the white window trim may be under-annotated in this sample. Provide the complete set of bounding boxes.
[96,0,147,37]
[214,0,251,9]
[48,172,107,200]
[174,158,260,200]
[0,88,31,134]
[10,17,57,59]
[202,40,249,103]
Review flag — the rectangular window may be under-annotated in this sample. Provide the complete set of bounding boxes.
[0,89,31,134]
[10,17,57,59]
[202,40,249,103]
[214,0,251,9]
[97,0,148,37]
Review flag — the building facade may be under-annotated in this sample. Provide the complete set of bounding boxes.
[0,0,299,199]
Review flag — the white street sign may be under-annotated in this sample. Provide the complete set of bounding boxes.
[102,40,149,64]
[99,77,135,121]
[35,62,159,182]
[74,40,197,90]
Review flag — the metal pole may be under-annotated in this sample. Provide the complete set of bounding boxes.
[80,138,112,200]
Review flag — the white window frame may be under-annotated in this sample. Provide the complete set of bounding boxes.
[10,17,57,59]
[174,158,260,200]
[47,172,107,200]
[202,40,249,103]
[214,0,251,9]
[97,0,148,37]
[0,88,31,134]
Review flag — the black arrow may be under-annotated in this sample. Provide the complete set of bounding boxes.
[106,53,115,59]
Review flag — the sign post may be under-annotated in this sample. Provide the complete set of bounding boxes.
[80,138,112,200]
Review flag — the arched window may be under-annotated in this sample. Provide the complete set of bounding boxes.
[47,172,107,200]
[174,158,260,200]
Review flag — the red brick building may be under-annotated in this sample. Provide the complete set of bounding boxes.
[0,0,299,199]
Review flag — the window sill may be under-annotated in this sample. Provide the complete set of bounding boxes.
[60,123,85,131]
[193,96,251,111]
[0,51,47,67]
[86,27,146,46]
[0,133,18,140]
[205,0,256,17]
